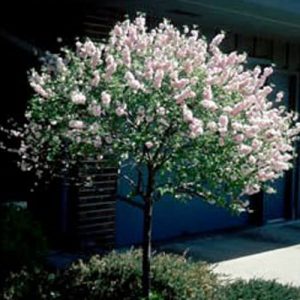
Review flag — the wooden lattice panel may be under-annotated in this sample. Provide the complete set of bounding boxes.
[76,160,118,249]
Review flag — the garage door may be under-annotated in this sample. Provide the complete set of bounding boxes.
[263,71,290,222]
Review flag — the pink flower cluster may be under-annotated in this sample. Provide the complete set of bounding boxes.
[15,15,300,201]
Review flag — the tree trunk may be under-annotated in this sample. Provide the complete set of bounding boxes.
[142,195,153,299]
[142,165,154,299]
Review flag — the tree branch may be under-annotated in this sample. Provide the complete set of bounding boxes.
[117,194,144,210]
[175,186,207,200]
[119,173,137,189]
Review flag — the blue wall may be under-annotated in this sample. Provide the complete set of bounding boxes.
[116,195,249,247]
[115,162,249,247]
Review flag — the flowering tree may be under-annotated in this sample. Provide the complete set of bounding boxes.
[2,15,300,298]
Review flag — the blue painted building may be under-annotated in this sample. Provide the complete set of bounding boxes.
[112,0,300,246]
[1,0,300,249]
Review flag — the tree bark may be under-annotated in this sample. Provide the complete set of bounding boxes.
[142,195,153,299]
[142,164,154,299]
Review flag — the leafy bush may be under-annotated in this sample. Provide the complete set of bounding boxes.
[2,249,221,300]
[221,278,300,300]
[151,252,219,300]
[0,205,47,283]
[2,268,61,300]
[61,250,143,300]
[4,251,300,300]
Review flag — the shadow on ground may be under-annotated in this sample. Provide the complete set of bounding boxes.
[157,221,300,263]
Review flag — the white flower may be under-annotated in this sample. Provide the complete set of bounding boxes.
[145,141,154,149]
[207,121,218,132]
[88,104,101,117]
[69,120,85,129]
[156,106,166,116]
[71,91,86,105]
[101,91,111,107]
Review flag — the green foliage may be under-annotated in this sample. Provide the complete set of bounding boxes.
[4,250,300,300]
[0,205,47,275]
[2,268,61,300]
[221,279,300,300]
[61,250,143,300]
[2,249,221,300]
[151,252,219,300]
[56,249,221,300]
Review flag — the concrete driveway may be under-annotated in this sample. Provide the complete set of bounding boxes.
[158,221,300,287]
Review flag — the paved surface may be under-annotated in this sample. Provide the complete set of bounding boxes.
[158,221,300,286]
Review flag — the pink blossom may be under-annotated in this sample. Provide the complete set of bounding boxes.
[88,104,101,117]
[206,121,218,132]
[189,118,203,138]
[244,184,260,195]
[232,122,243,131]
[91,71,100,87]
[272,161,289,172]
[201,100,218,111]
[244,125,259,138]
[84,40,96,56]
[69,120,85,130]
[30,82,49,98]
[202,85,213,101]
[156,106,166,116]
[218,115,229,127]
[252,139,262,151]
[105,62,117,79]
[101,91,111,107]
[223,106,233,114]
[122,46,131,67]
[105,55,117,79]
[18,15,300,205]
[153,69,164,89]
[276,91,284,102]
[219,127,228,136]
[113,25,123,36]
[174,87,196,105]
[258,170,275,182]
[145,141,154,149]
[115,104,127,117]
[234,134,244,143]
[248,155,257,164]
[71,91,86,105]
[172,78,189,89]
[210,32,225,50]
[93,136,102,148]
[239,144,252,155]
[125,71,142,90]
[231,102,247,116]
[182,106,193,122]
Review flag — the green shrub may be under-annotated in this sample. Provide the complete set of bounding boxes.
[2,249,221,300]
[0,205,47,284]
[4,251,300,300]
[222,278,300,300]
[151,252,219,300]
[61,250,143,300]
[63,250,221,300]
[2,268,61,300]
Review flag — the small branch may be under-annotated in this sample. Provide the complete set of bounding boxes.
[136,165,144,195]
[175,186,207,200]
[117,194,144,210]
[119,173,136,188]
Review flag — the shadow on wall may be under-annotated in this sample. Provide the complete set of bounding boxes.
[116,191,248,247]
